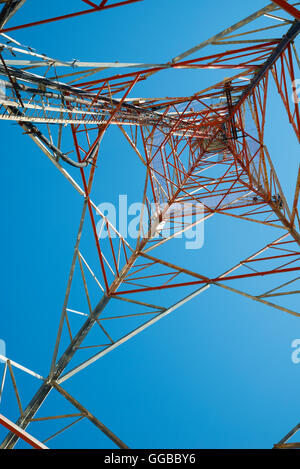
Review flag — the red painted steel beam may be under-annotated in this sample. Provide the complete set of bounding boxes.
[0,0,143,33]
[111,266,300,295]
[272,1,300,20]
[71,75,140,294]
[0,414,48,449]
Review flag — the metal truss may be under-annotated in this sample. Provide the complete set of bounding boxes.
[0,0,300,449]
[274,422,300,448]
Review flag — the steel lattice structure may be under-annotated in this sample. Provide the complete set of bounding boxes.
[0,0,299,449]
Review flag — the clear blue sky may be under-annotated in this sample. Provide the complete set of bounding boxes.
[0,0,299,449]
